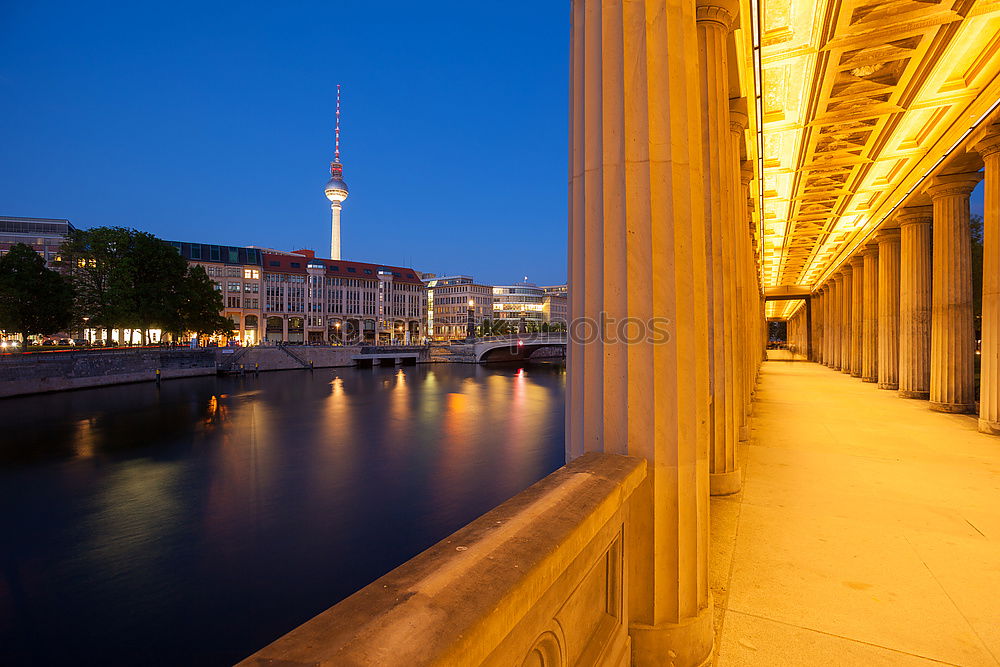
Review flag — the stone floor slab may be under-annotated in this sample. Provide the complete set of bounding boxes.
[716,610,959,666]
[712,353,1000,666]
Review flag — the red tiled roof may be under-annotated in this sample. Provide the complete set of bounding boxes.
[261,253,424,284]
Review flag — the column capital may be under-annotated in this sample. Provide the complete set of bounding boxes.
[696,0,738,28]
[973,125,1000,159]
[740,160,754,185]
[840,264,853,277]
[896,205,933,227]
[849,255,865,270]
[876,227,901,243]
[925,172,983,200]
[861,244,879,258]
[729,97,749,134]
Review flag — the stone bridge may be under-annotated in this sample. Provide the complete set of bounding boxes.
[446,333,567,363]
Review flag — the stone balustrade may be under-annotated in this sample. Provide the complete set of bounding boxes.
[238,453,646,667]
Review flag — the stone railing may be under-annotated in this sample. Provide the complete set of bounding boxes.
[238,452,646,667]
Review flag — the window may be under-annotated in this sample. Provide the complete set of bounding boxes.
[290,262,301,268]
[228,282,241,292]
[348,267,356,273]
[244,268,260,280]
[227,296,240,308]
[364,269,372,275]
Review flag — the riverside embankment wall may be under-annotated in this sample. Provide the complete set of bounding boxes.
[0,346,374,398]
[0,348,219,398]
[225,346,359,372]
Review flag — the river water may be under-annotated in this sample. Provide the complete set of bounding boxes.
[0,362,566,665]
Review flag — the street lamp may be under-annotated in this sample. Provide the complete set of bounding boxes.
[467,298,476,340]
[334,321,341,346]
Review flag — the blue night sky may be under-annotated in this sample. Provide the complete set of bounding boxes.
[0,2,570,286]
[1,2,985,286]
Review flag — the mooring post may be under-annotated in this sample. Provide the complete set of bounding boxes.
[155,368,161,386]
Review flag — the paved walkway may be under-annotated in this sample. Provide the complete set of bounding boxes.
[711,351,1000,666]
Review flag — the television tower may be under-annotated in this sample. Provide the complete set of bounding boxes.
[324,84,349,260]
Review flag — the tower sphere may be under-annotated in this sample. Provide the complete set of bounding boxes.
[325,165,349,203]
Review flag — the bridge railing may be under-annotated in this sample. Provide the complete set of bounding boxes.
[469,333,567,344]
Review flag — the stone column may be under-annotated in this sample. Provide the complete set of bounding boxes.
[850,256,865,377]
[823,283,834,367]
[876,228,901,390]
[820,283,832,366]
[926,173,981,413]
[840,266,853,374]
[698,1,739,496]
[898,207,933,399]
[568,0,714,663]
[815,288,825,365]
[740,162,755,433]
[730,103,751,445]
[861,246,879,382]
[977,132,1000,433]
[829,276,842,370]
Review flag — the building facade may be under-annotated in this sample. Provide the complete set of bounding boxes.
[492,282,546,330]
[262,250,425,344]
[424,275,493,340]
[0,216,76,265]
[170,241,265,344]
[541,284,569,326]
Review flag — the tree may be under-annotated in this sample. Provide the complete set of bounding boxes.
[60,227,219,343]
[0,244,74,347]
[122,232,191,343]
[58,226,135,339]
[178,265,233,339]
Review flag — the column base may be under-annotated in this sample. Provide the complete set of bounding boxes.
[878,382,898,390]
[630,603,713,667]
[930,401,975,414]
[978,419,1000,435]
[832,364,841,371]
[710,468,743,496]
[861,376,876,383]
[899,389,929,400]
[850,370,862,378]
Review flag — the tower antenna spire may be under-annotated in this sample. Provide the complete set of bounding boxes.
[324,83,349,261]
[335,84,341,162]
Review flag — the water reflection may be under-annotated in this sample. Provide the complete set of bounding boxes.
[0,362,565,665]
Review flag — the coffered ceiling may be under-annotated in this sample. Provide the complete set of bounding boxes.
[750,0,1000,318]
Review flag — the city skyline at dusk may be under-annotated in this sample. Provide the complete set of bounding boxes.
[0,2,570,286]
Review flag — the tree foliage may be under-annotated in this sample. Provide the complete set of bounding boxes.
[0,243,75,345]
[58,227,232,340]
[179,266,233,337]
